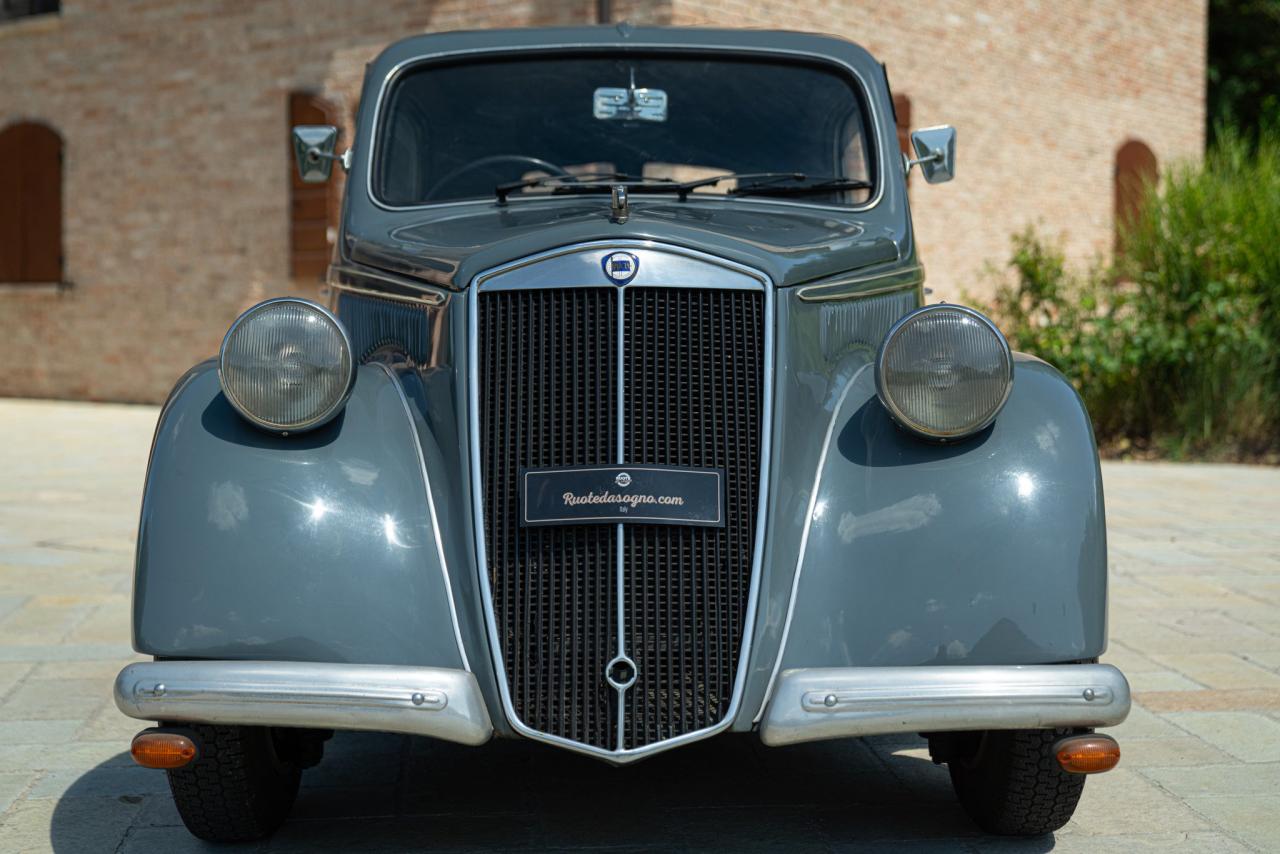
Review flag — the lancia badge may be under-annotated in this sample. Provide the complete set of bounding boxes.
[602,251,639,285]
[615,472,632,487]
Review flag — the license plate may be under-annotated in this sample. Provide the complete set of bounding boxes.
[519,465,725,527]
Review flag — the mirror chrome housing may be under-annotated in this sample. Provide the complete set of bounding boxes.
[291,125,349,183]
[907,125,956,184]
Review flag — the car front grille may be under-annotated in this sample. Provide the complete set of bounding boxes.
[478,285,765,753]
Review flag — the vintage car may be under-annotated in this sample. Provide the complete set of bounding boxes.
[113,24,1131,843]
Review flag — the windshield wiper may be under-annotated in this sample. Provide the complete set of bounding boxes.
[494,172,673,204]
[671,171,806,197]
[729,177,873,198]
[671,172,872,200]
[495,170,871,205]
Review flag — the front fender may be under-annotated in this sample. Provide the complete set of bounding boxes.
[776,353,1106,671]
[132,360,467,668]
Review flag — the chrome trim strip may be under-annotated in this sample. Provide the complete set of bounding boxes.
[481,276,763,292]
[374,361,471,673]
[614,281,629,752]
[114,661,492,746]
[365,43,887,216]
[759,664,1131,747]
[467,240,774,762]
[327,277,447,307]
[476,240,766,291]
[614,524,627,752]
[796,264,925,303]
[755,365,868,722]
[472,240,772,289]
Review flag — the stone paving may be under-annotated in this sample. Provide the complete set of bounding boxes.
[0,397,1278,852]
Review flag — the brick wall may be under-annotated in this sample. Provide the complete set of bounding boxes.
[674,0,1208,300]
[0,0,1204,402]
[0,0,613,402]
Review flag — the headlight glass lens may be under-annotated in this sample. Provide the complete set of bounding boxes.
[218,299,354,433]
[876,305,1013,439]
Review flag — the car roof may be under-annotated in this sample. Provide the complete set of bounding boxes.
[367,24,883,81]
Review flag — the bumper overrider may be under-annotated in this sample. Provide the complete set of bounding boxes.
[759,663,1130,746]
[114,661,493,746]
[116,660,1128,749]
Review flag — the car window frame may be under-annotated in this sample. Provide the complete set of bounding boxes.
[365,45,886,215]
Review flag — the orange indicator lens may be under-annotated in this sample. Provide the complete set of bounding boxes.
[131,732,198,769]
[1054,734,1120,774]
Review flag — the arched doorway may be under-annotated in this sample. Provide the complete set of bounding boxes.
[1114,139,1158,250]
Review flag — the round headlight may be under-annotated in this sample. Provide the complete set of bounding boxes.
[218,298,355,434]
[875,304,1013,440]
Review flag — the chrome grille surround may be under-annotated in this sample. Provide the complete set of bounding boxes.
[468,241,773,762]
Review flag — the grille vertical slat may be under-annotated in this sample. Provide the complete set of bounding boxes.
[479,284,763,753]
[621,288,764,749]
[480,288,618,750]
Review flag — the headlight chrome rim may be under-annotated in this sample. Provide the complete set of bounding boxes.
[217,297,356,434]
[875,304,1014,441]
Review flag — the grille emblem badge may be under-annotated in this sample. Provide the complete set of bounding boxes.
[615,471,632,487]
[601,251,639,285]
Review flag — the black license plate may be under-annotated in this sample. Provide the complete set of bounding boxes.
[519,465,725,527]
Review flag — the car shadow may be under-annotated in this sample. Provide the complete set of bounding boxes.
[52,732,1064,852]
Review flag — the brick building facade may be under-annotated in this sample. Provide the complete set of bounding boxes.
[0,0,1206,403]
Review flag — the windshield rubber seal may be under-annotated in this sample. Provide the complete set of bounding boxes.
[364,42,887,216]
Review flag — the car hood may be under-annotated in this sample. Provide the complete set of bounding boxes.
[343,196,902,289]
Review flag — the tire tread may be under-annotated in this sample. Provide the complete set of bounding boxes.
[166,724,300,843]
[949,728,1085,836]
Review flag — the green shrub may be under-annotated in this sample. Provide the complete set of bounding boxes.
[985,126,1280,459]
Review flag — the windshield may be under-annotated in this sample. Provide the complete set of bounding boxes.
[375,53,876,207]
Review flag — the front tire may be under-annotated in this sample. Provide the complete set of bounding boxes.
[166,724,302,843]
[946,728,1086,836]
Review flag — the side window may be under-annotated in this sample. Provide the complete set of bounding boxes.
[0,122,63,284]
[289,92,341,282]
[1114,139,1158,248]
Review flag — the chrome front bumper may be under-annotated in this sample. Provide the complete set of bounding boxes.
[114,661,493,746]
[759,664,1130,747]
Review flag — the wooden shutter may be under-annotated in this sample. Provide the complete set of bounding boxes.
[893,94,912,156]
[289,92,340,282]
[0,122,63,283]
[1114,139,1158,248]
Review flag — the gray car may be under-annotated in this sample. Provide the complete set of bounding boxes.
[114,25,1130,843]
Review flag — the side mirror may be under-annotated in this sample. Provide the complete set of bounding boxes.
[907,125,956,184]
[291,125,349,183]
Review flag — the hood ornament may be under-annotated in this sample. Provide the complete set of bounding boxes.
[610,184,629,224]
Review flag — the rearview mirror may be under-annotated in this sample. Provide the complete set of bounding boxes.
[907,125,956,184]
[291,125,347,183]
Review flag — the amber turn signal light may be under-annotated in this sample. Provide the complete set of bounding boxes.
[131,731,198,769]
[1054,734,1120,774]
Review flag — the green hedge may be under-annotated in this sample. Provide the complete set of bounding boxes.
[985,127,1280,459]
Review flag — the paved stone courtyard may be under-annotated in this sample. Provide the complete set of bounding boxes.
[0,397,1277,852]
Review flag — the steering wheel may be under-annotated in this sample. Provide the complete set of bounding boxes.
[425,154,571,201]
